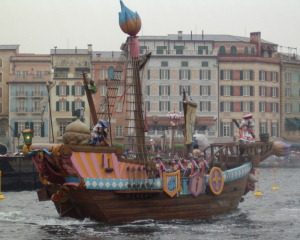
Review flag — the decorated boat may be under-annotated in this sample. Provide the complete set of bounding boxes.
[23,1,290,223]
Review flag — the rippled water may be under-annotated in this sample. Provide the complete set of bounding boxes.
[1,168,299,240]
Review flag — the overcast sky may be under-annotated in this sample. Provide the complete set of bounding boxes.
[1,0,299,55]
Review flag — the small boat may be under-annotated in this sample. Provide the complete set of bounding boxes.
[23,1,290,223]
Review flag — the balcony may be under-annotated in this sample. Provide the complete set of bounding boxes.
[32,107,41,115]
[31,91,44,98]
[16,91,27,98]
[16,107,27,114]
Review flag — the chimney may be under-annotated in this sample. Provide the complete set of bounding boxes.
[88,44,93,53]
[250,32,261,56]
[178,31,183,40]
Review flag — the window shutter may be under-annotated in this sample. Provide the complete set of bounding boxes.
[250,70,253,80]
[41,122,45,137]
[208,86,211,96]
[199,70,202,80]
[220,102,224,112]
[168,86,170,96]
[147,69,150,80]
[72,102,75,116]
[66,86,69,95]
[240,86,243,96]
[259,86,261,96]
[159,86,161,96]
[66,101,69,111]
[179,70,182,80]
[231,102,234,111]
[230,122,234,137]
[220,70,224,80]
[220,122,224,136]
[188,70,191,80]
[259,71,262,80]
[240,71,243,80]
[250,86,253,96]
[230,86,233,96]
[220,86,224,96]
[241,101,243,111]
[208,101,211,111]
[199,102,202,111]
[230,70,233,80]
[276,103,279,112]
[72,86,75,95]
[250,102,253,112]
[168,102,170,111]
[159,70,162,79]
[200,86,202,96]
[159,102,161,111]
[82,101,85,108]
[82,86,85,95]
[259,102,261,112]
[276,88,278,97]
[208,70,211,80]
[14,122,18,137]
[179,86,182,95]
[56,101,59,111]
[56,86,59,95]
[168,70,170,79]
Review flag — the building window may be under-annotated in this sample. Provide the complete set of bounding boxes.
[230,46,237,54]
[0,87,2,98]
[160,69,170,80]
[285,103,291,113]
[260,86,266,97]
[242,102,251,112]
[271,123,278,137]
[260,122,267,134]
[199,70,211,80]
[59,121,71,136]
[174,46,184,54]
[259,71,266,81]
[18,122,26,134]
[100,69,108,80]
[242,86,251,96]
[222,122,231,137]
[271,102,278,112]
[285,73,291,83]
[202,62,208,67]
[200,85,210,96]
[159,101,170,111]
[259,102,266,112]
[17,100,26,112]
[17,85,26,96]
[159,85,170,96]
[59,101,67,111]
[271,87,278,97]
[116,101,123,112]
[198,46,208,55]
[271,72,278,82]
[54,70,68,78]
[157,46,167,54]
[179,69,190,80]
[100,86,107,96]
[115,126,123,137]
[139,46,147,54]
[117,86,123,96]
[221,70,232,80]
[161,61,168,67]
[33,122,42,137]
[180,85,190,95]
[199,101,211,112]
[0,72,2,82]
[33,101,41,112]
[74,101,82,111]
[74,85,82,96]
[181,61,188,67]
[242,70,252,80]
[108,67,115,80]
[223,86,231,96]
[244,46,248,54]
[251,47,255,55]
[285,88,291,98]
[222,102,232,112]
[58,85,67,95]
[0,58,2,67]
[219,46,226,55]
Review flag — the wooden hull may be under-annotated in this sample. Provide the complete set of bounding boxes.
[41,175,247,223]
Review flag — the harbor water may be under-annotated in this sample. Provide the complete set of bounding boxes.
[0,168,299,240]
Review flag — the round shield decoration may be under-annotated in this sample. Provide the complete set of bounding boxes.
[209,167,224,195]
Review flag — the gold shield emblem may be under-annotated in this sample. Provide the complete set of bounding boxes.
[209,167,224,195]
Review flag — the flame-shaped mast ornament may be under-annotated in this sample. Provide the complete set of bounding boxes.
[119,0,141,36]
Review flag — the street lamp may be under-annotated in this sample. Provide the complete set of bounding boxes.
[167,111,181,158]
[21,125,34,147]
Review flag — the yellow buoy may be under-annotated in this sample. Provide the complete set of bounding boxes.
[0,170,4,200]
[272,168,279,190]
[254,169,263,197]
